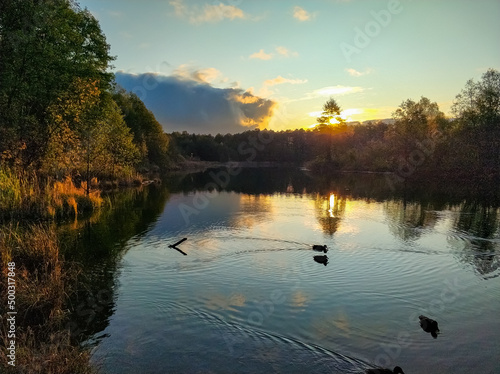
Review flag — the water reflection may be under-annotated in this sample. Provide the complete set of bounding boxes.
[230,194,273,229]
[59,168,500,373]
[58,185,171,343]
[384,200,438,242]
[313,255,329,266]
[314,193,346,236]
[450,202,500,279]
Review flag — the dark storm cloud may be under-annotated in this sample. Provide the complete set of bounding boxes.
[115,72,276,134]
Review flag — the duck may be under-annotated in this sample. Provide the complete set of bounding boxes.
[366,366,405,374]
[313,255,328,266]
[312,244,328,253]
[419,315,439,338]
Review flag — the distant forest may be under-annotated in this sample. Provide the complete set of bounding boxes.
[171,71,500,182]
[1,0,499,189]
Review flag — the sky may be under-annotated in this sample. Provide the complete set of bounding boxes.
[78,0,500,134]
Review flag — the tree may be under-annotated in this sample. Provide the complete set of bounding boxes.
[0,0,114,169]
[113,90,171,169]
[314,98,347,163]
[451,69,500,171]
[43,78,102,178]
[101,98,140,178]
[44,80,139,192]
[392,97,445,139]
[386,96,445,164]
[316,97,345,131]
[452,69,500,133]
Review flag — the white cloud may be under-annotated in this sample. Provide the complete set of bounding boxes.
[264,75,307,86]
[249,49,272,60]
[249,46,298,61]
[169,0,246,24]
[276,46,299,58]
[293,6,313,21]
[170,0,187,17]
[345,68,373,77]
[173,64,223,84]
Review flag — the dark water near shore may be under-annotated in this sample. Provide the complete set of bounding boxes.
[64,168,500,373]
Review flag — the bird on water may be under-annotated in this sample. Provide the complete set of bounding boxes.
[312,244,328,253]
[419,315,440,338]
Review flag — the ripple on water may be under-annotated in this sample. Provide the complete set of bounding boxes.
[94,296,375,374]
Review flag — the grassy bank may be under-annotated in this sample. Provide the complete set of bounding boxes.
[0,224,96,373]
[0,167,104,221]
[0,165,154,373]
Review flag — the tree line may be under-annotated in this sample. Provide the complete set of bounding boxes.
[170,69,500,182]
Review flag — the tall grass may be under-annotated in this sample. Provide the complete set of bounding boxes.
[0,166,103,220]
[0,224,96,374]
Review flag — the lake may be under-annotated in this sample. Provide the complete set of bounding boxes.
[65,168,500,374]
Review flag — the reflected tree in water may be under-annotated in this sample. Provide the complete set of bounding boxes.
[384,200,438,242]
[451,202,500,279]
[59,185,171,342]
[314,192,346,236]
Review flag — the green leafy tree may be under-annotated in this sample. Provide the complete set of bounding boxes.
[43,78,102,177]
[0,0,114,169]
[44,80,139,192]
[113,90,171,169]
[104,99,140,178]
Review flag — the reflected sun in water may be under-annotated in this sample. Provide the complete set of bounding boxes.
[329,193,336,218]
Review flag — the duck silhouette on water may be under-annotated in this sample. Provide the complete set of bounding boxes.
[419,315,440,338]
[313,255,328,266]
[366,366,405,374]
[312,244,328,253]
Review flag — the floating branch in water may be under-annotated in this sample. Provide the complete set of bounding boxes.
[366,366,405,374]
[169,238,188,255]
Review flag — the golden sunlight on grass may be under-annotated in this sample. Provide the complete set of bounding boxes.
[1,166,103,219]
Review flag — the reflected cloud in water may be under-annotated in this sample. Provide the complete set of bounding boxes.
[205,292,246,311]
[291,290,309,308]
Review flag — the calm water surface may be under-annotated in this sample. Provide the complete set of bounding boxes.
[68,169,500,373]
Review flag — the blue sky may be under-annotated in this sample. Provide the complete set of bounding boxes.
[79,0,500,134]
